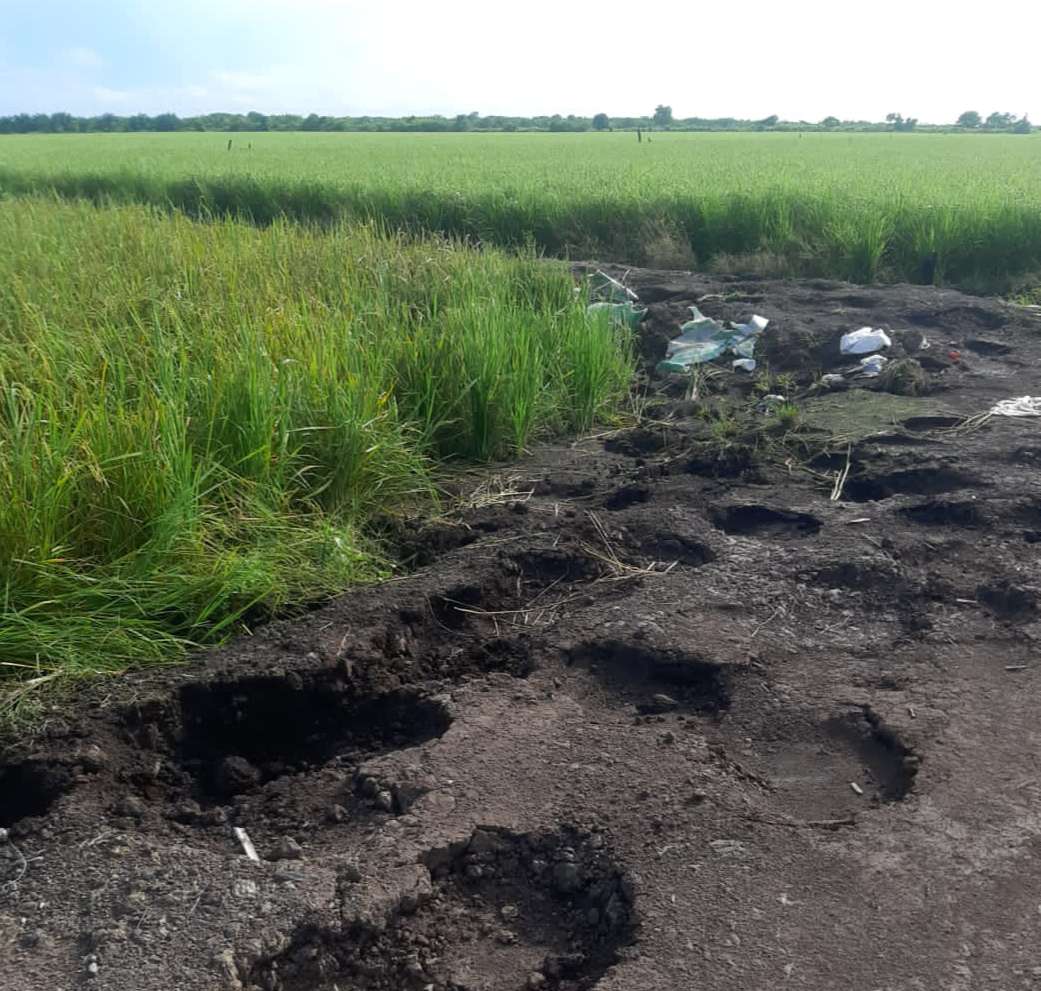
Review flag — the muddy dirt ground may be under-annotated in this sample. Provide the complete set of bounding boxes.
[2,268,1041,991]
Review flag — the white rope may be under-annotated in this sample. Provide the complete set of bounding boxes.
[989,396,1041,418]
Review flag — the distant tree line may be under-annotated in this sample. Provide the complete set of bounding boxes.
[0,108,1033,135]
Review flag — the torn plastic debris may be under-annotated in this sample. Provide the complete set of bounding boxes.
[658,306,769,373]
[756,394,787,414]
[820,373,847,388]
[840,328,892,355]
[587,270,639,304]
[857,355,888,377]
[990,396,1041,417]
[732,358,757,373]
[585,270,646,328]
[586,300,648,329]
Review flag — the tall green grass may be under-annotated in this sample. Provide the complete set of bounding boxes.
[2,131,1041,288]
[0,198,632,695]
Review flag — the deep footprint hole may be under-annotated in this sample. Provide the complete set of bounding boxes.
[900,499,983,527]
[711,505,821,538]
[823,709,917,803]
[750,707,917,820]
[0,760,75,829]
[251,826,636,991]
[430,583,486,630]
[843,466,979,502]
[509,548,604,587]
[570,640,731,714]
[638,533,716,568]
[604,485,651,511]
[175,676,451,805]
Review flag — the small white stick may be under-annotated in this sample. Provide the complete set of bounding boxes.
[850,782,864,796]
[233,827,260,863]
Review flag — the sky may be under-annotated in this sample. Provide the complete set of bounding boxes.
[1,0,1039,124]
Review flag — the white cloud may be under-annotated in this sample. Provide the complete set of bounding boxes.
[91,86,130,103]
[66,46,105,70]
[210,69,276,91]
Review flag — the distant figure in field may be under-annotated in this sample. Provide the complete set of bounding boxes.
[637,128,642,143]
[227,139,233,151]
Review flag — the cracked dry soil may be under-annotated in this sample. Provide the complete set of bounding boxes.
[2,269,1041,991]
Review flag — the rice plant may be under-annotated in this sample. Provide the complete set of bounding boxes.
[2,131,1040,287]
[0,198,632,693]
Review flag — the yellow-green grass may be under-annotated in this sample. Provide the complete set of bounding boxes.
[0,197,632,701]
[2,131,1041,287]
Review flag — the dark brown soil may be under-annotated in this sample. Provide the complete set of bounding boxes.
[3,269,1041,991]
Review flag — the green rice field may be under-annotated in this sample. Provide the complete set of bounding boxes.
[2,131,1041,287]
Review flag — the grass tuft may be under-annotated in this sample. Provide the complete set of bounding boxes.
[0,198,633,701]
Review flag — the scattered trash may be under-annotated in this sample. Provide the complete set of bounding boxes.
[233,826,261,863]
[586,300,648,329]
[820,373,847,388]
[948,350,962,363]
[732,358,757,372]
[587,269,638,304]
[857,355,888,377]
[658,307,769,373]
[849,782,864,796]
[756,394,787,415]
[990,396,1041,418]
[586,271,646,329]
[840,327,892,355]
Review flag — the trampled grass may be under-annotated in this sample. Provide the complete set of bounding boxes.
[2,131,1041,287]
[0,198,632,701]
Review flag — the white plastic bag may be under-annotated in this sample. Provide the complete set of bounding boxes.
[841,327,892,355]
[858,355,888,377]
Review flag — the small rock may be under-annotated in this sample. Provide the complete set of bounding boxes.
[497,929,517,945]
[19,930,42,949]
[232,879,259,899]
[553,862,582,894]
[116,796,146,819]
[86,961,99,977]
[659,731,676,745]
[358,775,381,797]
[527,974,547,989]
[328,805,348,823]
[375,790,395,812]
[215,756,261,797]
[341,862,363,883]
[500,904,519,921]
[652,693,678,710]
[468,829,508,856]
[79,745,109,772]
[269,836,303,861]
